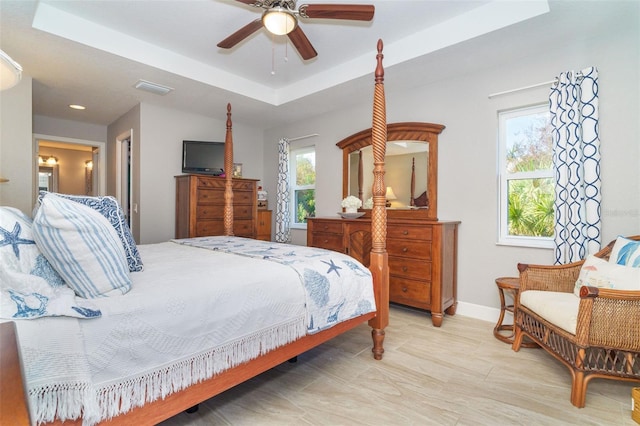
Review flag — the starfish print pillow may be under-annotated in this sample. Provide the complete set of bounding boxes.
[0,206,100,319]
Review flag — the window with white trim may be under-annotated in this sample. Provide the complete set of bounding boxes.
[498,104,554,248]
[290,146,315,229]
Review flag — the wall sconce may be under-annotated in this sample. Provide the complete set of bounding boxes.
[85,160,93,169]
[385,186,397,207]
[39,156,59,166]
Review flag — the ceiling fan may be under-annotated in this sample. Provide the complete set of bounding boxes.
[217,1,375,60]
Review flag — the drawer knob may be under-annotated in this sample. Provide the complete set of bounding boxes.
[402,247,408,252]
[402,287,408,292]
[323,239,329,243]
[402,266,408,272]
[403,230,409,235]
[323,226,329,230]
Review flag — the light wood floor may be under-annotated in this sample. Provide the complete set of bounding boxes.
[159,305,637,425]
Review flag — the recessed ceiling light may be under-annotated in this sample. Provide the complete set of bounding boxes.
[134,79,173,96]
[69,104,86,110]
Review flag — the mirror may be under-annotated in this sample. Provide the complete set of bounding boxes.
[38,166,59,192]
[338,122,444,221]
[348,143,428,207]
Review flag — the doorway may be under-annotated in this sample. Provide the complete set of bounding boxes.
[34,134,106,199]
[116,130,133,228]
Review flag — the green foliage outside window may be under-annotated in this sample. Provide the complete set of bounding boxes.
[505,112,554,237]
[295,189,315,223]
[293,152,316,224]
[507,178,554,236]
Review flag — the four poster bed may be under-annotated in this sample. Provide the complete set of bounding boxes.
[0,40,391,425]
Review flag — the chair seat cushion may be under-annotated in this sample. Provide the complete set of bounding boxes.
[520,290,579,335]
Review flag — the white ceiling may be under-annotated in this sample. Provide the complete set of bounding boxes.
[0,0,635,129]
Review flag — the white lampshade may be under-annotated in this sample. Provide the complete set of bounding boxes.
[0,49,22,91]
[385,186,398,200]
[262,7,297,35]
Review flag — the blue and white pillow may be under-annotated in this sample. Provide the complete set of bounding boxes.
[0,206,101,319]
[609,236,640,268]
[33,194,132,299]
[37,191,143,272]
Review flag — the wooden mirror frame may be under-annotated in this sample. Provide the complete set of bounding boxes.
[337,122,445,221]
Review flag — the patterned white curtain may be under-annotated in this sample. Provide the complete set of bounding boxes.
[275,138,291,243]
[550,67,601,264]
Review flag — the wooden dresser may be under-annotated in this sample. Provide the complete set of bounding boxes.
[307,217,459,326]
[175,174,258,239]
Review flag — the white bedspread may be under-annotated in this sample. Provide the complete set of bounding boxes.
[173,236,376,333]
[15,237,375,425]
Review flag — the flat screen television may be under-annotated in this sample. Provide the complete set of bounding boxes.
[181,140,225,176]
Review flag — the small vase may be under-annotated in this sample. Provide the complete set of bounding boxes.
[345,207,357,214]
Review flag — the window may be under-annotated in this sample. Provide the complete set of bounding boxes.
[498,104,554,248]
[290,146,316,228]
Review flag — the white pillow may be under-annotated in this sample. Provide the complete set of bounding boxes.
[609,236,640,268]
[37,191,143,272]
[33,194,132,299]
[574,255,640,296]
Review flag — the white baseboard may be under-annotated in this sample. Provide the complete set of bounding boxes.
[456,301,503,324]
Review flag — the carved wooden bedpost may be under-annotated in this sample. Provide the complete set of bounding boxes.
[368,39,389,360]
[410,157,416,206]
[224,103,234,236]
[358,150,363,202]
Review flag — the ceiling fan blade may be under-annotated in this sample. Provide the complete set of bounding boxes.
[287,26,317,60]
[217,19,263,49]
[300,4,374,21]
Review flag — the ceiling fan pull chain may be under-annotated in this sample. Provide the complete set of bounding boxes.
[271,33,276,75]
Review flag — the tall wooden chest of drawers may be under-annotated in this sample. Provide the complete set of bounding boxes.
[307,217,459,326]
[175,175,258,239]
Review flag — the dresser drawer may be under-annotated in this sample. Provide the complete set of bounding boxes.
[197,176,224,189]
[197,189,254,205]
[387,239,431,260]
[310,233,344,252]
[311,221,344,234]
[196,189,224,205]
[195,219,253,237]
[387,225,432,241]
[389,255,431,281]
[390,277,431,305]
[231,190,255,205]
[196,204,253,220]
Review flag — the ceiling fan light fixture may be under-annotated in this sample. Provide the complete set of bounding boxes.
[262,7,297,35]
[0,49,23,91]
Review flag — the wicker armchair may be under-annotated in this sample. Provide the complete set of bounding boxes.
[512,236,640,408]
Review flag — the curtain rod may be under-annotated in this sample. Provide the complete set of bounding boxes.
[287,133,318,141]
[488,79,556,99]
[488,72,584,99]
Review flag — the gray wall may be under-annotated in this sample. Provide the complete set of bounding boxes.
[0,76,33,213]
[263,21,640,319]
